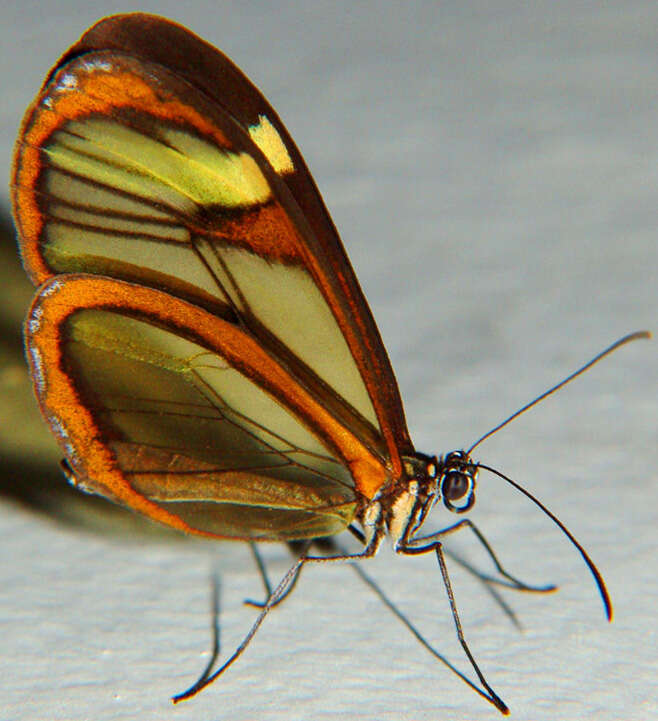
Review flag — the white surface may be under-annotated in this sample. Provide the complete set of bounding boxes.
[1,2,656,720]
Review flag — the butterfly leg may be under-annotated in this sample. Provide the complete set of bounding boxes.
[442,548,523,630]
[173,528,384,703]
[173,548,308,703]
[308,532,523,711]
[400,535,510,716]
[244,540,310,609]
[409,518,556,593]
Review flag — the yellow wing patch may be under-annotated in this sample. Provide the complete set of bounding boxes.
[47,119,273,209]
[248,114,294,175]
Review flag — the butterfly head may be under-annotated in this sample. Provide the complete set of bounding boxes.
[387,451,478,546]
[434,450,478,514]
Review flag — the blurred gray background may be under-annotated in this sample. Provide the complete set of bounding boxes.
[1,2,655,720]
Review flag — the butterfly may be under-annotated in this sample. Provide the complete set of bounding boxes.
[11,12,648,714]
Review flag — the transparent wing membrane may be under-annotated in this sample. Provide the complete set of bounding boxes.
[26,279,358,540]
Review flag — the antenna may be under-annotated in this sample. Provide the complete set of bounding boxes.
[467,330,650,454]
[478,462,612,620]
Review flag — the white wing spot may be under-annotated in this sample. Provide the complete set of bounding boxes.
[28,305,43,334]
[56,73,78,92]
[41,279,63,297]
[81,59,113,73]
[29,347,45,395]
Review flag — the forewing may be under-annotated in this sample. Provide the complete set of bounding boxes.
[12,14,413,482]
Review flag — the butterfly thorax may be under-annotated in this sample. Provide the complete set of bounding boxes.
[359,450,479,550]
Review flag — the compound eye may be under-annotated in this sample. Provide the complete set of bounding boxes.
[442,471,475,513]
[442,471,468,500]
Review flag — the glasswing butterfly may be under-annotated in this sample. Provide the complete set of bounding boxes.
[11,13,649,714]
